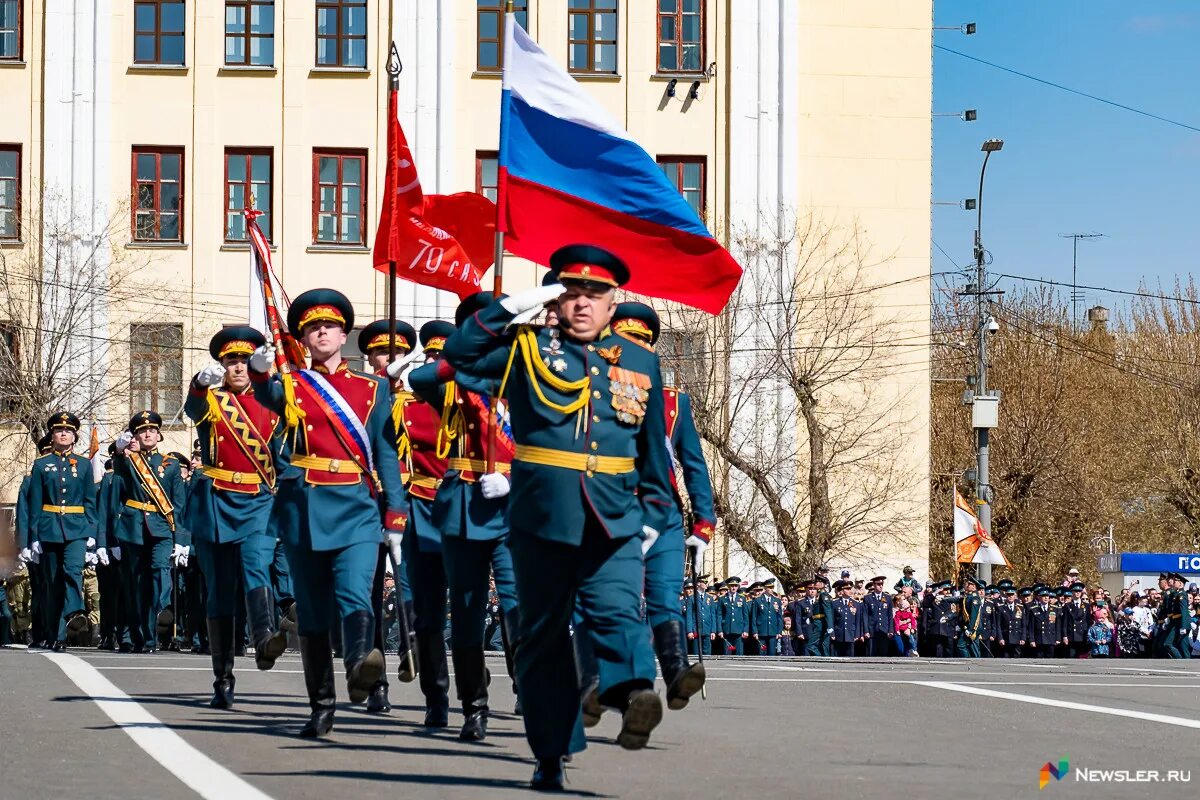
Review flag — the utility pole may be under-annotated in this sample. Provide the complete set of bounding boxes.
[964,139,1004,584]
[1059,232,1104,330]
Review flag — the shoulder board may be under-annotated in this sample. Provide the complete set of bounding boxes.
[615,330,655,351]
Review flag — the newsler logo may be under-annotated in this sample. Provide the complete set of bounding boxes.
[1039,756,1191,789]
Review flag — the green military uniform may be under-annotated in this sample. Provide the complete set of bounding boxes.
[955,576,984,658]
[7,563,32,642]
[444,246,676,777]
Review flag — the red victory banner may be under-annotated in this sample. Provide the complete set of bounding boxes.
[373,81,496,298]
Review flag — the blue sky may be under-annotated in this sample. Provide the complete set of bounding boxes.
[932,1,1200,315]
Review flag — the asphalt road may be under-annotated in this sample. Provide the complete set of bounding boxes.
[2,647,1198,800]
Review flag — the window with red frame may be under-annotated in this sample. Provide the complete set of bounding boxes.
[313,150,366,245]
[224,149,272,241]
[132,147,184,242]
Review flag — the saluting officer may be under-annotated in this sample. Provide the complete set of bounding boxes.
[357,317,420,713]
[610,302,707,705]
[390,319,456,728]
[112,411,188,653]
[25,413,98,651]
[249,289,407,738]
[409,292,523,741]
[443,246,676,789]
[186,326,290,708]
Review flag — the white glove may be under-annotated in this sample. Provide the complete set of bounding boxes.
[387,532,404,551]
[249,344,276,374]
[97,547,110,566]
[177,552,189,568]
[19,547,32,565]
[85,550,98,567]
[86,537,96,549]
[196,362,227,388]
[685,534,709,565]
[500,283,564,321]
[114,430,133,452]
[110,546,122,561]
[385,346,426,379]
[640,525,660,556]
[479,472,510,500]
[31,541,42,556]
[172,544,186,563]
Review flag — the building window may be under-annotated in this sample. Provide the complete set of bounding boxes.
[134,1,186,65]
[313,150,366,245]
[657,0,702,73]
[0,0,21,61]
[225,0,273,66]
[476,0,527,72]
[130,323,183,418]
[315,0,366,68]
[0,145,19,240]
[657,156,705,217]
[475,151,498,203]
[0,321,18,413]
[224,149,272,242]
[568,0,617,74]
[132,147,184,242]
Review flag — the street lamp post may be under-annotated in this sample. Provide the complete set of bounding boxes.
[973,138,1003,584]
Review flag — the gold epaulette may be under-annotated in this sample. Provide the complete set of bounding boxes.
[615,330,654,351]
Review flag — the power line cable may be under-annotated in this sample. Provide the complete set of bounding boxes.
[935,45,1200,134]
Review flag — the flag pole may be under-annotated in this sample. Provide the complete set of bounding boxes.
[386,44,402,368]
[485,2,514,476]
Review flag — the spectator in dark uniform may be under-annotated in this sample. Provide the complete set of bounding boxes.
[862,576,893,657]
[995,586,1025,658]
[1060,581,1092,658]
[1025,587,1059,657]
[830,580,863,657]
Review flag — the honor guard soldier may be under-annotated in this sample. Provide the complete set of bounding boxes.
[1025,587,1059,657]
[443,245,676,789]
[390,319,455,727]
[408,292,523,741]
[112,411,187,652]
[956,575,984,658]
[809,576,834,656]
[1153,573,1187,658]
[610,302,707,703]
[95,446,124,651]
[358,318,420,713]
[995,582,1025,657]
[1171,573,1193,658]
[17,433,55,648]
[1059,580,1092,658]
[830,580,863,656]
[719,577,749,654]
[862,576,894,657]
[186,326,290,708]
[24,413,98,650]
[249,289,407,738]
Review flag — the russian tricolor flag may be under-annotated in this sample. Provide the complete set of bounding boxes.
[498,16,742,314]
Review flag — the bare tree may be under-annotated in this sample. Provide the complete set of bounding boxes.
[656,213,924,586]
[0,196,168,480]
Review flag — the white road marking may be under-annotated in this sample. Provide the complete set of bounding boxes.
[916,680,1200,729]
[1102,664,1199,675]
[96,666,306,673]
[707,677,1200,687]
[42,652,276,800]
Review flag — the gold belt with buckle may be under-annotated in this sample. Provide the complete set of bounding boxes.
[202,466,263,485]
[406,474,443,490]
[513,444,635,475]
[292,454,364,474]
[125,499,158,513]
[42,504,85,514]
[447,458,511,475]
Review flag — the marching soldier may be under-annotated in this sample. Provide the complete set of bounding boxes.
[829,579,863,656]
[95,448,124,650]
[24,413,98,650]
[389,319,455,728]
[186,326,291,708]
[357,318,420,713]
[17,433,53,648]
[443,246,676,789]
[862,576,893,657]
[409,293,523,741]
[112,411,187,653]
[1025,587,1059,657]
[610,302,707,704]
[249,289,408,737]
[112,412,187,652]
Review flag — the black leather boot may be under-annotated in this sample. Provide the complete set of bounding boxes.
[298,633,336,738]
[207,617,236,709]
[573,622,603,727]
[416,630,449,727]
[342,611,384,705]
[246,587,286,671]
[500,607,522,714]
[366,682,391,713]
[530,757,566,791]
[615,688,663,751]
[453,647,489,741]
[396,600,419,683]
[652,619,706,710]
[278,598,298,633]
